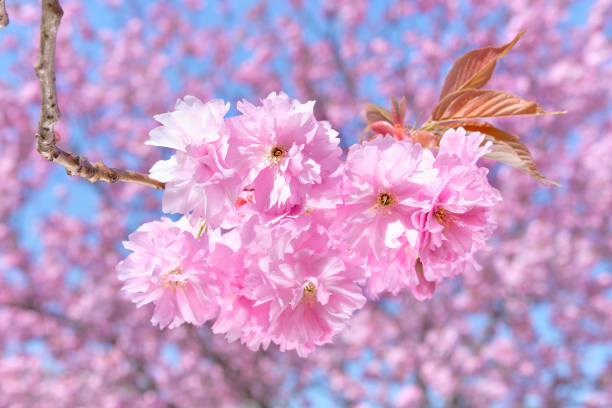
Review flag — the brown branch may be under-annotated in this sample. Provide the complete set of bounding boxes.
[0,0,8,29]
[188,327,273,408]
[33,0,165,190]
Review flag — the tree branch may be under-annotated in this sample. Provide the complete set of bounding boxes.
[0,0,8,29]
[189,327,273,408]
[33,0,165,190]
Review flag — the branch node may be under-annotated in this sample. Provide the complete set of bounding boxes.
[108,170,119,183]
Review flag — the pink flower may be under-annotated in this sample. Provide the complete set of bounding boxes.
[116,217,229,329]
[365,227,419,298]
[412,260,437,300]
[337,135,437,259]
[147,96,242,229]
[437,127,493,166]
[365,224,437,300]
[227,92,342,214]
[240,230,366,357]
[213,293,274,352]
[209,228,276,352]
[411,128,502,282]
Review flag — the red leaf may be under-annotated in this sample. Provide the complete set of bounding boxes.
[391,96,407,124]
[431,89,564,122]
[365,103,393,126]
[439,31,525,101]
[446,121,559,185]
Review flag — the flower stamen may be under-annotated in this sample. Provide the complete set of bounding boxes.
[378,192,393,206]
[270,145,286,160]
[162,268,186,290]
[373,192,396,214]
[434,207,453,228]
[303,281,317,306]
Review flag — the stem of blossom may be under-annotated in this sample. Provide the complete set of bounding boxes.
[419,121,439,131]
[33,0,165,190]
[0,0,8,29]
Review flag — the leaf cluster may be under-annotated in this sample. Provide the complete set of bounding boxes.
[365,31,564,185]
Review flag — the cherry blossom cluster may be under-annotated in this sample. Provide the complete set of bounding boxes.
[116,92,501,356]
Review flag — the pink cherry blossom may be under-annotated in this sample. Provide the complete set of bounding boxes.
[227,91,343,214]
[436,127,493,166]
[210,228,276,352]
[117,217,226,329]
[148,96,242,228]
[240,230,366,357]
[411,128,502,282]
[337,135,437,258]
[365,230,419,298]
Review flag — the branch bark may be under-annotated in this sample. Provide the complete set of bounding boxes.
[0,0,8,29]
[34,0,165,190]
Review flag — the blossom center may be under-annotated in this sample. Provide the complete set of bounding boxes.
[162,268,186,290]
[270,145,286,160]
[378,192,393,207]
[302,281,317,305]
[434,207,452,228]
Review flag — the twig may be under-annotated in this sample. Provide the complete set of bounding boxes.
[0,0,8,29]
[33,0,165,190]
[189,326,273,408]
